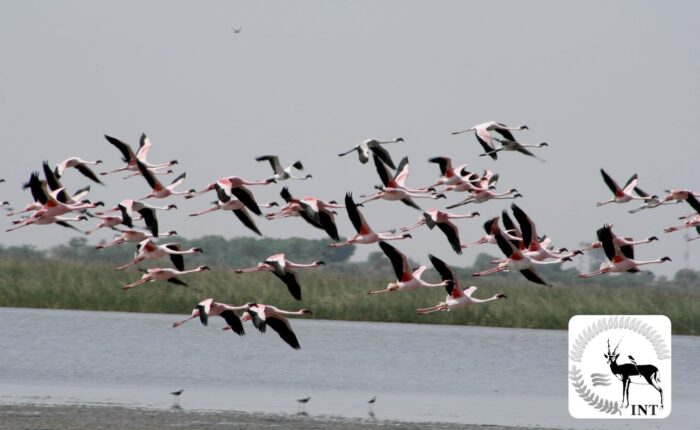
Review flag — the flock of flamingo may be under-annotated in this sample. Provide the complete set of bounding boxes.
[3,120,698,349]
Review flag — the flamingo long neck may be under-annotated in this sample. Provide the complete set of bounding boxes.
[243,178,271,185]
[471,295,502,304]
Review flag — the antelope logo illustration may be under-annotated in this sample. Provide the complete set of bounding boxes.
[604,338,663,408]
[568,315,671,419]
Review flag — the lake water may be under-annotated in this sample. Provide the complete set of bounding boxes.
[0,307,697,429]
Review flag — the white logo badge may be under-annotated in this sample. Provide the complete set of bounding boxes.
[568,315,671,419]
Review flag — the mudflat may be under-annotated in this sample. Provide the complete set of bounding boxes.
[0,403,555,430]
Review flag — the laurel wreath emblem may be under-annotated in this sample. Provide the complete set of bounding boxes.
[569,366,621,415]
[568,315,670,416]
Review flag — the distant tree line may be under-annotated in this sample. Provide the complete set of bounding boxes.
[1,235,699,291]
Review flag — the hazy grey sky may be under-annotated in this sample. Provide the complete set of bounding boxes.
[1,1,699,277]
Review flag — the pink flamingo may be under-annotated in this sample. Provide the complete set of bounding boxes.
[579,225,671,278]
[189,183,277,236]
[115,238,203,271]
[596,169,651,206]
[417,254,507,314]
[446,187,522,209]
[101,133,177,177]
[123,265,210,290]
[359,156,443,210]
[240,303,312,350]
[367,241,449,295]
[54,157,103,184]
[95,228,178,249]
[338,137,404,169]
[472,218,572,286]
[136,160,193,200]
[399,208,479,254]
[330,193,412,248]
[451,121,528,160]
[235,253,325,301]
[172,298,246,336]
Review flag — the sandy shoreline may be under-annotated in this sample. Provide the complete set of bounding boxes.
[0,403,561,430]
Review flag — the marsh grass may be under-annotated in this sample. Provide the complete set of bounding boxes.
[0,259,697,334]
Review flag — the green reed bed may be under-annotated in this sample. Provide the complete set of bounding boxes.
[0,259,697,335]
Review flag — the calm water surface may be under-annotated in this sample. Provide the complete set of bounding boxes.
[0,308,697,429]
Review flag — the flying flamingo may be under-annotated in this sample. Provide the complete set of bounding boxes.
[95,228,178,249]
[8,172,92,217]
[136,160,193,200]
[579,225,671,278]
[664,194,700,234]
[338,137,404,169]
[660,188,700,204]
[367,241,449,294]
[579,223,659,252]
[123,265,210,290]
[6,212,88,232]
[400,208,480,254]
[115,238,203,271]
[472,217,572,286]
[329,193,412,248]
[101,134,177,177]
[234,254,325,300]
[596,169,651,206]
[172,298,246,336]
[185,175,274,199]
[256,155,312,181]
[417,254,507,314]
[241,303,312,349]
[481,137,549,161]
[187,177,270,216]
[37,161,94,207]
[359,155,444,210]
[510,203,581,260]
[423,156,472,189]
[8,176,103,230]
[269,188,345,240]
[54,157,104,184]
[84,214,128,235]
[189,183,277,235]
[462,217,501,249]
[628,187,678,214]
[451,121,528,160]
[445,187,522,209]
[442,169,497,193]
